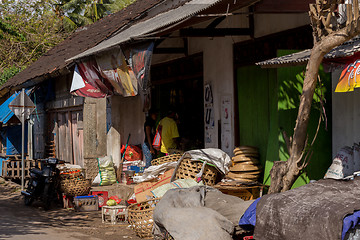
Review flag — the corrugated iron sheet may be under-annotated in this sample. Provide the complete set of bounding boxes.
[68,0,226,61]
[257,37,360,68]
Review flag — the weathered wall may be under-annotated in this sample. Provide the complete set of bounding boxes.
[110,95,144,166]
[331,69,359,157]
[83,97,107,179]
[150,11,310,156]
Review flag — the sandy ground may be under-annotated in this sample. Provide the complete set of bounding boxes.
[0,177,141,240]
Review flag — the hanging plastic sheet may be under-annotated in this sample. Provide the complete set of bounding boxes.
[96,49,138,97]
[130,42,154,111]
[335,59,360,92]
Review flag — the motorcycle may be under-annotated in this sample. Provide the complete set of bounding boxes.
[21,158,65,210]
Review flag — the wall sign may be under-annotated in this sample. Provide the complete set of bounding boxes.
[221,95,232,156]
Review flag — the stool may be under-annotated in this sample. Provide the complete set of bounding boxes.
[102,205,128,224]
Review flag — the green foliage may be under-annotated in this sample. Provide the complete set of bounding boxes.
[0,0,69,78]
[0,66,24,86]
[55,0,135,31]
[0,0,135,85]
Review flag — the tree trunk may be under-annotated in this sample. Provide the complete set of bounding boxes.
[269,27,358,193]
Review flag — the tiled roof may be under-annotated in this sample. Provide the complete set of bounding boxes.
[1,0,166,93]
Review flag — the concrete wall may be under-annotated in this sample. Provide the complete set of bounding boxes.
[83,97,107,179]
[109,95,145,166]
[332,69,360,157]
[150,11,310,156]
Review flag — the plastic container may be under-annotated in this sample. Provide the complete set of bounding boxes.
[74,195,99,212]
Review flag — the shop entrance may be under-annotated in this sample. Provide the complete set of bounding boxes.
[151,54,204,150]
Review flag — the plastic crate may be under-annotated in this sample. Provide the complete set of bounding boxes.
[90,191,108,208]
[74,195,99,212]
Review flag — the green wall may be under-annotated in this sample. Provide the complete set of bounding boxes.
[236,50,332,188]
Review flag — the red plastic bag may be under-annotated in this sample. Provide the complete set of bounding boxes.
[109,195,122,204]
[121,145,143,161]
[152,125,162,151]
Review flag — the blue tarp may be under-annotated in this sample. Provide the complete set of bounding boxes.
[0,91,21,124]
[6,125,27,155]
[0,89,32,124]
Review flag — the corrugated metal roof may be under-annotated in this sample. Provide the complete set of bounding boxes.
[68,0,225,61]
[256,37,360,68]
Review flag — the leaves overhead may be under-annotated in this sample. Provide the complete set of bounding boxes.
[0,0,68,80]
[0,0,135,85]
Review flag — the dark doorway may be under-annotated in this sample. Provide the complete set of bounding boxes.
[151,54,204,150]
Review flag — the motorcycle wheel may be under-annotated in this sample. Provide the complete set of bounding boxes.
[24,195,34,206]
[43,183,53,210]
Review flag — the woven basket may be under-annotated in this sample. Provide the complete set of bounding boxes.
[60,178,91,196]
[151,154,182,166]
[174,158,219,186]
[128,198,161,238]
[59,168,84,180]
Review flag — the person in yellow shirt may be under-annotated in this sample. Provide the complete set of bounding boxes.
[158,110,180,154]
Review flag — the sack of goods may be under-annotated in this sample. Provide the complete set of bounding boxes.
[324,146,354,179]
[98,156,117,186]
[227,146,262,182]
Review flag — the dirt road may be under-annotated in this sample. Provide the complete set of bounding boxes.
[0,178,141,240]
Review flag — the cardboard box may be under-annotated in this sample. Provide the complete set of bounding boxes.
[134,169,174,202]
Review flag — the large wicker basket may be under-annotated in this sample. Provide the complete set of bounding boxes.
[60,178,91,196]
[59,168,84,180]
[128,198,161,238]
[151,154,182,166]
[174,158,219,186]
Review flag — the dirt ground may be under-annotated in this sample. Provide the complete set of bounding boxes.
[0,177,141,240]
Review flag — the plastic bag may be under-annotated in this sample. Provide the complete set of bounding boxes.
[97,156,117,186]
[121,145,143,161]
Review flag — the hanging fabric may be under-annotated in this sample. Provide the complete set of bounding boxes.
[96,48,138,97]
[130,42,155,111]
[335,59,360,92]
[70,60,113,98]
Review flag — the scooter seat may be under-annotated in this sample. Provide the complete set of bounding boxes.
[30,168,42,175]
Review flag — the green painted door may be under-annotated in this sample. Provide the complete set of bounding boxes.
[237,65,278,185]
[237,53,332,188]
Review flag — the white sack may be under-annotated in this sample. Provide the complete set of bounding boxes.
[324,146,354,179]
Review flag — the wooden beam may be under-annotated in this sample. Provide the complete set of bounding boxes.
[254,0,315,13]
[206,16,226,29]
[153,47,186,54]
[179,28,251,37]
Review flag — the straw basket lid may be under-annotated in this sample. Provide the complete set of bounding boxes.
[230,163,262,172]
[227,171,261,178]
[232,160,260,166]
[232,156,260,163]
[234,146,258,152]
[234,148,259,155]
[226,176,258,182]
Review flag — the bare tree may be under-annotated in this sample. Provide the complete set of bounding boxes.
[269,0,360,193]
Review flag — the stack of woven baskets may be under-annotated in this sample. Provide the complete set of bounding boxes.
[227,146,262,182]
[59,168,91,196]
